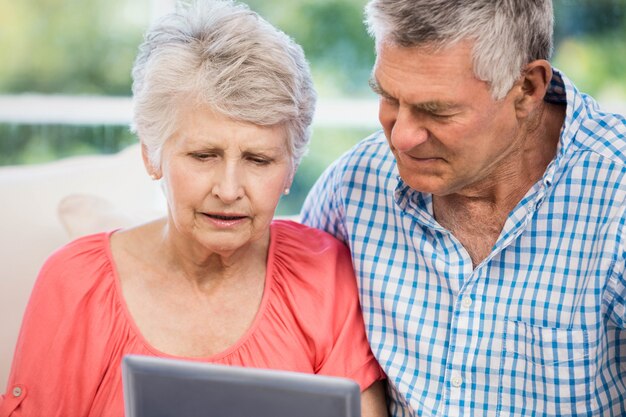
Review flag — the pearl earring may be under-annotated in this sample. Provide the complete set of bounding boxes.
[283,188,290,195]
[150,174,158,180]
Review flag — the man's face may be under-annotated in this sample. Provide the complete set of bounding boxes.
[372,40,523,197]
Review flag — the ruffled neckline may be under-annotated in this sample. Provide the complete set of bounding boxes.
[103,222,282,362]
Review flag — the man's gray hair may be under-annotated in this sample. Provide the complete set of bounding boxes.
[132,0,317,170]
[365,0,554,99]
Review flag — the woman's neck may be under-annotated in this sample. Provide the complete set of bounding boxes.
[144,218,270,290]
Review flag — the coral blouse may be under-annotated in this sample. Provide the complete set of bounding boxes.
[0,220,384,417]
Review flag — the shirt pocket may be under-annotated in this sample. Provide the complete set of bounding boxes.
[498,320,594,417]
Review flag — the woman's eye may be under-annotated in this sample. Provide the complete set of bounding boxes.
[248,157,270,165]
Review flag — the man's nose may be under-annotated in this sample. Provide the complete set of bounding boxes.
[385,106,429,152]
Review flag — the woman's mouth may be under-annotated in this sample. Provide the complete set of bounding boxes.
[201,212,249,228]
[205,213,247,221]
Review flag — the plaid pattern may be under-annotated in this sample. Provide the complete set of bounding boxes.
[301,69,626,416]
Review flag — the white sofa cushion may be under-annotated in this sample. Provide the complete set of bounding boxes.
[58,193,164,238]
[0,144,165,392]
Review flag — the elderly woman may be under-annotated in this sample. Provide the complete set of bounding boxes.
[0,1,387,416]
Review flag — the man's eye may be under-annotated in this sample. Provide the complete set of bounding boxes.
[430,112,457,120]
[190,152,216,160]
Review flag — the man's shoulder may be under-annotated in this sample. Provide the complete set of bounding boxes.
[300,130,398,235]
[559,70,626,167]
[576,100,626,166]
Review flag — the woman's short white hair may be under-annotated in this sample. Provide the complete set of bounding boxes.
[132,0,317,170]
[365,0,554,99]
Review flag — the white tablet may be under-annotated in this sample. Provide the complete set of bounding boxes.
[122,354,361,417]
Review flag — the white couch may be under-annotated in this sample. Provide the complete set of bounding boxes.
[0,144,166,393]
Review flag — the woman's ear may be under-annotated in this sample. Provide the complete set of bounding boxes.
[514,59,553,119]
[283,164,298,195]
[141,142,161,180]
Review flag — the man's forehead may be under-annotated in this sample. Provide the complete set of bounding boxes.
[372,42,488,98]
[374,40,475,73]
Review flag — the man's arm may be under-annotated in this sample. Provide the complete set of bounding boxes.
[361,380,388,417]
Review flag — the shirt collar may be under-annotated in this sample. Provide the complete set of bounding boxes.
[541,68,585,187]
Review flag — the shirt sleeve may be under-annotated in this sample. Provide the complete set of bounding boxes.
[0,235,112,417]
[314,239,386,391]
[604,218,626,328]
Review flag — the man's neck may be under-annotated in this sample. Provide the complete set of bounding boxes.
[433,102,566,266]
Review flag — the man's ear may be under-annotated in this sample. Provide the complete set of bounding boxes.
[514,59,552,119]
[141,142,161,180]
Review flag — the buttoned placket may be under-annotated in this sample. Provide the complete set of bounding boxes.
[439,185,547,416]
[393,175,552,415]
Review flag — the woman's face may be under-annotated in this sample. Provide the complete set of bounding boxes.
[155,104,293,257]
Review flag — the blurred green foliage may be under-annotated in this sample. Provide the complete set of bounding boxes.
[0,0,148,94]
[0,124,136,165]
[245,0,375,97]
[553,1,626,99]
[2,0,624,97]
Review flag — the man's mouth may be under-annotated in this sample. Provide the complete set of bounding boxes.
[404,154,440,162]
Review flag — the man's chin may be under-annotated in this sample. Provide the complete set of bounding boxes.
[399,173,450,196]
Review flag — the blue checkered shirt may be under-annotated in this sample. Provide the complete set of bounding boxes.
[301,69,626,416]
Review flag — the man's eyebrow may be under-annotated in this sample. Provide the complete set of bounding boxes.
[369,76,460,113]
[368,76,393,99]
[417,101,461,113]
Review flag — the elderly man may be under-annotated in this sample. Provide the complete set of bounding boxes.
[302,0,626,416]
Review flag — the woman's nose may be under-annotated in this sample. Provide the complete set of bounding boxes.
[211,163,244,203]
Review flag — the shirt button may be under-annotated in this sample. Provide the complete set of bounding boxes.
[12,386,22,397]
[451,376,463,387]
[462,297,473,308]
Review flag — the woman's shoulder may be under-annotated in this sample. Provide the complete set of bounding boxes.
[264,221,366,371]
[269,220,355,287]
[36,231,116,295]
[44,231,112,268]
[271,219,349,255]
